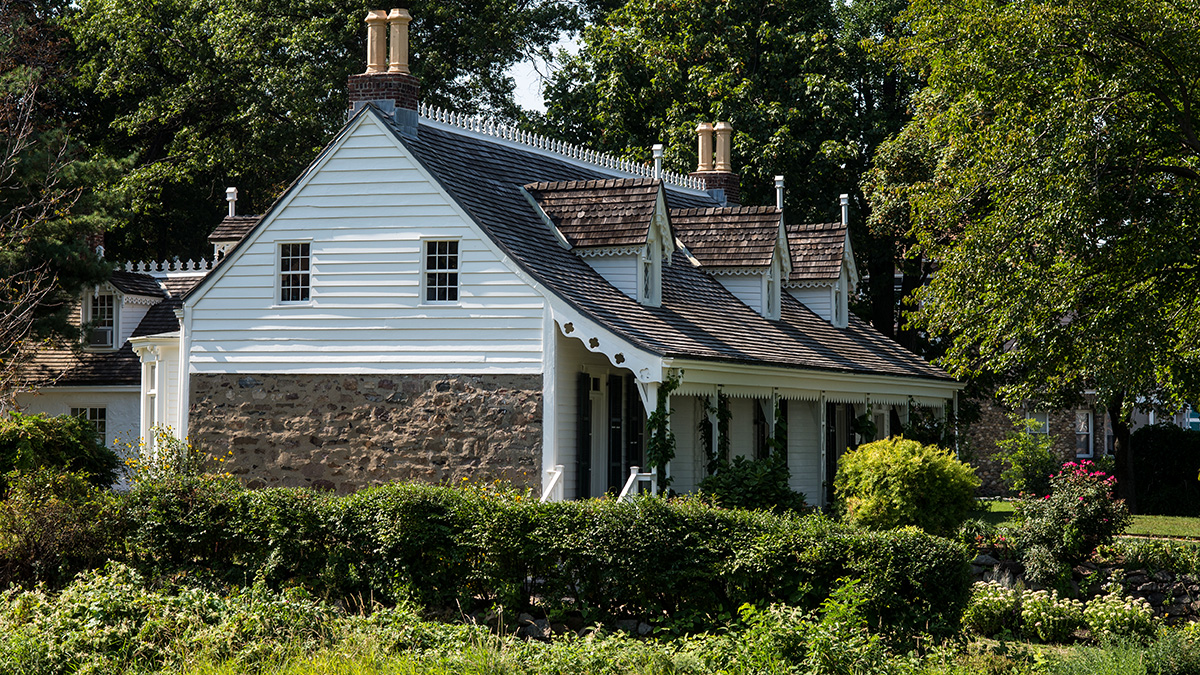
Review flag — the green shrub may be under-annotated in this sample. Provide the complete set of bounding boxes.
[0,412,119,490]
[1020,589,1083,643]
[1084,590,1156,641]
[997,419,1061,498]
[834,437,981,535]
[118,477,970,639]
[1131,424,1200,516]
[1014,460,1131,585]
[1095,539,1200,576]
[0,468,121,589]
[963,581,1021,636]
[697,453,807,512]
[122,426,229,485]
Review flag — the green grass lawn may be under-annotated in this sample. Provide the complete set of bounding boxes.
[972,500,1200,539]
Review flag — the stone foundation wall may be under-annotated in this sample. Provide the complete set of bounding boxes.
[965,396,1110,495]
[189,373,542,493]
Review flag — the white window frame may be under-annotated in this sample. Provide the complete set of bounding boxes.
[82,291,119,350]
[1025,411,1049,434]
[638,226,663,307]
[276,240,313,306]
[421,238,461,304]
[70,406,108,442]
[1074,410,1094,458]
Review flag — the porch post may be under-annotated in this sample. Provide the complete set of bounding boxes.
[541,314,560,499]
[819,390,827,508]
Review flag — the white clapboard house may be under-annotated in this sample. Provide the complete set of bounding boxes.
[41,9,963,501]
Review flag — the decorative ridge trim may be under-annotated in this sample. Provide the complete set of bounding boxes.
[119,259,215,274]
[784,280,835,288]
[122,296,163,307]
[418,103,707,192]
[574,245,641,258]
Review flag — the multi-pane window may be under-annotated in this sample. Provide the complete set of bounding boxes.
[424,240,459,302]
[1025,411,1049,434]
[279,243,310,303]
[70,407,107,440]
[87,294,116,348]
[1075,410,1093,457]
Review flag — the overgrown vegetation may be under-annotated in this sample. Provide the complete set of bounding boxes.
[0,412,119,490]
[997,417,1061,498]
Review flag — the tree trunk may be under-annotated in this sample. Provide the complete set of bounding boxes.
[1107,391,1137,513]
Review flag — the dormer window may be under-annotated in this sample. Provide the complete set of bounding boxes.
[84,293,117,349]
[765,267,780,320]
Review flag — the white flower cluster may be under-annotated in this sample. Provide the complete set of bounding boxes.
[1083,591,1156,640]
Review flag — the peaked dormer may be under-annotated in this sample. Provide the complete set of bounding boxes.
[785,216,857,327]
[82,272,165,351]
[670,206,788,319]
[524,178,674,307]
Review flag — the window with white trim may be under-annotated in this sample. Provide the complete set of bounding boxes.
[84,293,117,349]
[1025,411,1049,434]
[423,240,459,302]
[70,407,107,440]
[279,243,311,303]
[1074,410,1093,457]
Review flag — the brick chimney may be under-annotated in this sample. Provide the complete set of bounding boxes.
[689,121,740,205]
[348,8,420,134]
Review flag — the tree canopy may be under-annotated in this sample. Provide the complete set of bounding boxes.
[65,0,596,260]
[538,0,926,342]
[869,0,1200,500]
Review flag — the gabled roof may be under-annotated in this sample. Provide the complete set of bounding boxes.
[525,179,660,248]
[786,220,846,282]
[22,274,204,387]
[108,271,165,297]
[208,215,260,243]
[396,114,949,381]
[671,206,782,269]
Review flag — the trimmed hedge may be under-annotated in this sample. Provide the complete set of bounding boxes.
[120,477,972,638]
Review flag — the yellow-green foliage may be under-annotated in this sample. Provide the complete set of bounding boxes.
[835,437,980,535]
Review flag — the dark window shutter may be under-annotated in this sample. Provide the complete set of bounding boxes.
[576,372,592,499]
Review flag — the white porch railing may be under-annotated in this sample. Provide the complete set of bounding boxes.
[618,466,658,502]
[540,464,565,503]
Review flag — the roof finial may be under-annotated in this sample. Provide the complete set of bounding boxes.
[775,176,785,210]
[840,194,849,227]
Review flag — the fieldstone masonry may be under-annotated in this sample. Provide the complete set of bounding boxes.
[189,373,542,493]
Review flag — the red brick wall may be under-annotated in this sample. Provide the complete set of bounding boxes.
[347,72,420,111]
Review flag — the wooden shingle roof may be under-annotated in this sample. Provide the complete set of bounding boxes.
[787,220,845,282]
[208,215,259,243]
[525,179,659,248]
[671,206,781,269]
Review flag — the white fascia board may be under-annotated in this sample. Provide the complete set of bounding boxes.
[671,358,963,400]
[843,230,859,291]
[28,385,140,393]
[777,215,792,280]
[547,300,665,384]
[654,187,675,258]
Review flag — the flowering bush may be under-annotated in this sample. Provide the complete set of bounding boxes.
[1013,460,1131,585]
[963,581,1021,636]
[121,426,232,486]
[1020,589,1083,642]
[1084,590,1156,640]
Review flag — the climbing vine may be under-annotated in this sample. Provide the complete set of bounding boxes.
[645,371,681,490]
[698,392,732,476]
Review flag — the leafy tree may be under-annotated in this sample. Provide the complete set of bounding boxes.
[538,0,926,342]
[870,0,1200,506]
[0,0,111,402]
[66,0,595,261]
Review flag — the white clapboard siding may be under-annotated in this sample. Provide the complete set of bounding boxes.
[119,302,151,345]
[787,287,833,322]
[189,119,545,374]
[583,254,639,300]
[668,394,699,493]
[716,275,764,315]
[787,400,823,503]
